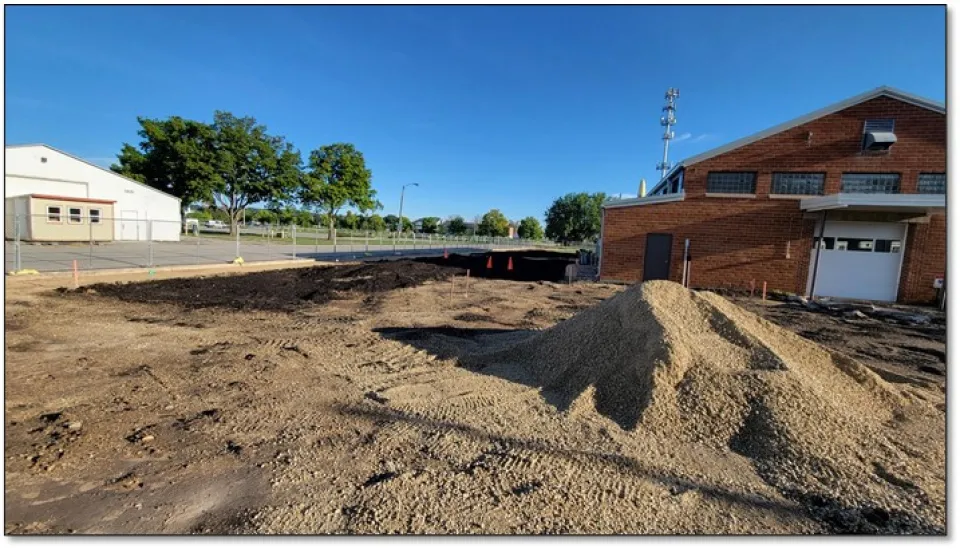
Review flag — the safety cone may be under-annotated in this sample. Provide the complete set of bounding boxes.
[486,256,493,269]
[443,248,449,259]
[507,257,514,271]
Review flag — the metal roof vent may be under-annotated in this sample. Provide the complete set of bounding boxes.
[862,119,897,151]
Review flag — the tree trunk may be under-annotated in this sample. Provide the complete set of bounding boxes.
[327,212,335,241]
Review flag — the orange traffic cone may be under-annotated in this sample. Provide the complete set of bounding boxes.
[443,248,449,259]
[507,257,514,271]
[486,256,493,269]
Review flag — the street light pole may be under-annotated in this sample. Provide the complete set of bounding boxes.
[395,182,418,253]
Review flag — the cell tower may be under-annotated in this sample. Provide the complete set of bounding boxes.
[656,88,680,180]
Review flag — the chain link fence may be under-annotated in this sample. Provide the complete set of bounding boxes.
[5,214,578,274]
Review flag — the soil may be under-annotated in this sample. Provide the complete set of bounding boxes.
[4,261,946,534]
[729,297,946,388]
[73,260,466,312]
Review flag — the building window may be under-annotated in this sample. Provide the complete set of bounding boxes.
[47,206,62,223]
[772,173,825,195]
[813,237,835,250]
[89,208,102,224]
[840,173,900,194]
[68,207,83,224]
[917,173,945,194]
[706,172,757,194]
[874,239,902,253]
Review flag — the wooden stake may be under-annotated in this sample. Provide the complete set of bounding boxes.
[465,269,470,297]
[73,259,79,289]
[450,275,455,300]
[750,279,755,297]
[762,281,767,302]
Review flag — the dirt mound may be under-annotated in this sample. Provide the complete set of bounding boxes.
[73,261,466,311]
[469,280,944,533]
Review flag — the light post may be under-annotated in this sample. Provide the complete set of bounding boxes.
[395,182,418,253]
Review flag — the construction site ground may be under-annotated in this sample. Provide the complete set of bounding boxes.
[3,261,945,534]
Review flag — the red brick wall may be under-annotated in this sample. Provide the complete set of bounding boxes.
[899,213,946,303]
[600,96,945,303]
[602,199,815,294]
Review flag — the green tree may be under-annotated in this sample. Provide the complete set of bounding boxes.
[402,217,414,233]
[209,111,303,235]
[186,210,212,221]
[384,215,400,232]
[446,216,468,235]
[253,209,277,225]
[299,143,376,240]
[544,192,607,243]
[111,116,220,229]
[517,216,545,240]
[293,210,313,227]
[365,214,386,232]
[477,209,510,237]
[342,211,360,230]
[420,217,441,234]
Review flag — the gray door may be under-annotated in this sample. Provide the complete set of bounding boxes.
[642,233,673,281]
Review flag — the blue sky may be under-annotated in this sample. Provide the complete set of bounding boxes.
[5,5,945,222]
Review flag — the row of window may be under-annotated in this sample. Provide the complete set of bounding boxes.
[812,237,902,253]
[47,206,102,224]
[705,172,946,195]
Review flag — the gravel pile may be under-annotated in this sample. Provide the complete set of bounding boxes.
[472,280,944,533]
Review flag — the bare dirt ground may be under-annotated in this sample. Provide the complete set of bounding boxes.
[729,297,946,389]
[4,262,945,534]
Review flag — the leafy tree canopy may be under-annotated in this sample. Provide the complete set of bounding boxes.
[517,216,545,240]
[419,217,441,234]
[544,192,606,243]
[477,209,510,237]
[445,216,468,235]
[299,143,376,239]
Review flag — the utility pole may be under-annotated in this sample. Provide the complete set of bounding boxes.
[656,88,680,180]
[395,183,418,253]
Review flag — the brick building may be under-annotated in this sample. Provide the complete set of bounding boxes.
[599,86,945,303]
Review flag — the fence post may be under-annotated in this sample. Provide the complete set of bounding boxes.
[315,224,319,253]
[89,214,94,268]
[292,224,297,259]
[235,223,240,259]
[365,231,369,253]
[148,220,154,267]
[196,224,201,264]
[333,227,338,254]
[14,213,21,272]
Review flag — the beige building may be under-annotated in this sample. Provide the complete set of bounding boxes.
[5,194,115,242]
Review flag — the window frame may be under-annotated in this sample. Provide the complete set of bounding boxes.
[840,173,901,194]
[771,172,826,196]
[67,206,84,224]
[46,205,63,224]
[705,171,758,195]
[89,207,102,224]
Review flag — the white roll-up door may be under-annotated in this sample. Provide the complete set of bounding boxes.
[807,221,907,302]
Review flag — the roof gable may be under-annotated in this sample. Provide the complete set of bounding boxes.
[5,143,180,201]
[671,86,945,172]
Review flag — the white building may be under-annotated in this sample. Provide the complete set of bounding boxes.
[4,144,182,241]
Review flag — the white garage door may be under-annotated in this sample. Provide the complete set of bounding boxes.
[807,221,907,302]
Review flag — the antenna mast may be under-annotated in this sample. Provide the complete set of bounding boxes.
[656,87,680,180]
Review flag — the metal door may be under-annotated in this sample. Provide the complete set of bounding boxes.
[120,210,139,240]
[642,233,673,281]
